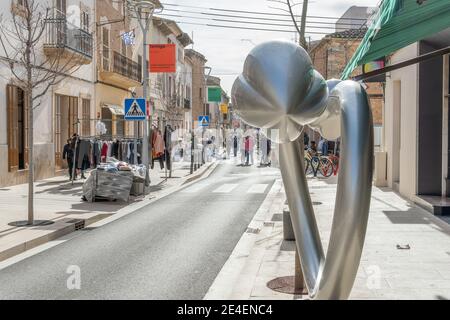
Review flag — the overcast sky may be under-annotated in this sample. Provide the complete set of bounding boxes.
[158,0,380,93]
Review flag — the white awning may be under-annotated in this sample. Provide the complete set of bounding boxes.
[103,104,124,116]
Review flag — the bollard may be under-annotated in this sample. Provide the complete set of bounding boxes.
[283,206,295,241]
[284,205,306,294]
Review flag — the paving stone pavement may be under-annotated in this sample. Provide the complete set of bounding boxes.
[205,175,450,300]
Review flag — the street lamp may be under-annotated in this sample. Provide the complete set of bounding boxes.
[202,66,212,165]
[126,0,162,169]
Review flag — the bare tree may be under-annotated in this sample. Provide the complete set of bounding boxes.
[156,72,184,125]
[267,0,309,49]
[0,0,87,225]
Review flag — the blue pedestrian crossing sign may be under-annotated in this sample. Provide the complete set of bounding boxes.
[198,115,209,127]
[124,98,146,120]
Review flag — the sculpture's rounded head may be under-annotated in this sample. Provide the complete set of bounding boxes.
[232,40,329,143]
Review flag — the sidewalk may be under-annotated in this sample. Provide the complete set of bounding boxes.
[205,175,450,300]
[0,160,216,262]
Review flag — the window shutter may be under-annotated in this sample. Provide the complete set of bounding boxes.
[7,85,19,171]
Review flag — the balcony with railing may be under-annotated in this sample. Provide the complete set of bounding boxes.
[43,13,93,65]
[99,50,142,89]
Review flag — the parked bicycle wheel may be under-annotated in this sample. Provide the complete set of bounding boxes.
[319,157,334,178]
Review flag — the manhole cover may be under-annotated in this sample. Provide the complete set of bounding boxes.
[267,276,308,295]
[8,220,55,227]
[312,201,322,206]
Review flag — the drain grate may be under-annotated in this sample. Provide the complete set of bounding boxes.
[246,227,260,234]
[67,219,85,230]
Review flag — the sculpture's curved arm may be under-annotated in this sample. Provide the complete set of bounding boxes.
[279,80,373,299]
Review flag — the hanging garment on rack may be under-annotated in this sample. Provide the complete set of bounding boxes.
[151,156,164,170]
[93,140,101,165]
[101,142,109,162]
[112,140,120,159]
[77,140,91,169]
[152,131,165,159]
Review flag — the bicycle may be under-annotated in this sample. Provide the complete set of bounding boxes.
[304,150,334,178]
[326,153,340,176]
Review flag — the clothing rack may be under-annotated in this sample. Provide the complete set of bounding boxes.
[70,135,144,185]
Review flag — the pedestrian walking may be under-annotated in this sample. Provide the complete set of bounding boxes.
[63,138,76,180]
[244,136,251,166]
[304,132,310,150]
[320,137,328,156]
[233,135,238,157]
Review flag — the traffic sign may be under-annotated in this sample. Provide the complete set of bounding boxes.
[124,98,146,120]
[207,87,222,102]
[198,115,209,127]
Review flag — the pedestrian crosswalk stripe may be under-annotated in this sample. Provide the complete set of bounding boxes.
[246,184,268,194]
[181,182,211,193]
[213,184,238,193]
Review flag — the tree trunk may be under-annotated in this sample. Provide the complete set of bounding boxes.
[27,88,33,225]
[26,18,34,224]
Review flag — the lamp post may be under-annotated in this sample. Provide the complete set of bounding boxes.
[202,66,212,165]
[126,0,161,169]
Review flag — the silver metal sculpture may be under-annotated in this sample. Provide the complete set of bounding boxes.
[231,40,373,300]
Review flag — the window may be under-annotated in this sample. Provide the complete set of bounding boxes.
[7,85,28,171]
[116,115,125,137]
[102,27,110,71]
[56,0,67,17]
[55,95,78,169]
[81,10,89,32]
[82,99,91,136]
[101,108,112,137]
[120,31,127,57]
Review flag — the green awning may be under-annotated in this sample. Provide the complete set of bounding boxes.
[342,0,450,80]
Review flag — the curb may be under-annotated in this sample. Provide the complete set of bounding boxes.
[0,161,219,264]
[204,178,285,300]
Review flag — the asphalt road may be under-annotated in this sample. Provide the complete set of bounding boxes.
[0,159,279,299]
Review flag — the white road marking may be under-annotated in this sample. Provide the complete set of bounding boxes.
[213,184,239,193]
[247,184,269,194]
[181,182,212,193]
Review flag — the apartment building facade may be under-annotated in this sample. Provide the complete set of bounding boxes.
[149,17,192,135]
[383,29,450,214]
[0,0,95,187]
[309,28,384,147]
[185,49,207,128]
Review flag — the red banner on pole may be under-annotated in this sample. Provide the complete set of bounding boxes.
[149,44,176,73]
